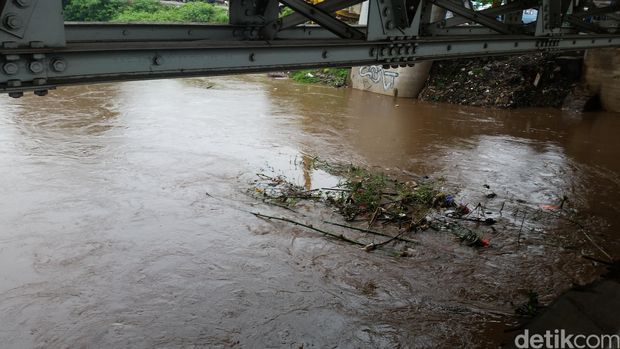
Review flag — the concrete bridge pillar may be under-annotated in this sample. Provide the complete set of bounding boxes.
[583,48,620,112]
[350,4,445,98]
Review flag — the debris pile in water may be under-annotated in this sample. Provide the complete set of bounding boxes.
[419,53,583,108]
[248,156,610,266]
[250,158,492,253]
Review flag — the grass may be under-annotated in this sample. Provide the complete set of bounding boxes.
[326,165,442,223]
[289,68,350,87]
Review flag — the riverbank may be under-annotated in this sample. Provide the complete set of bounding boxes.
[418,53,584,109]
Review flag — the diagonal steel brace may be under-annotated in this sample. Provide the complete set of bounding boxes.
[436,0,538,28]
[427,0,521,34]
[276,0,365,39]
[279,0,366,29]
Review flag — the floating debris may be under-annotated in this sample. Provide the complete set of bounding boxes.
[249,158,496,253]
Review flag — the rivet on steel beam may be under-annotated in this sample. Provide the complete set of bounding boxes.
[383,8,391,16]
[51,59,67,72]
[9,91,23,98]
[29,61,44,74]
[33,78,46,85]
[34,90,48,97]
[249,53,255,62]
[13,0,31,8]
[322,50,328,59]
[4,15,23,30]
[3,62,19,75]
[7,79,21,87]
[446,44,452,51]
[369,48,376,57]
[153,56,163,66]
[386,21,394,30]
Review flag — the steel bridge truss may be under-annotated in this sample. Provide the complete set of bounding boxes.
[0,0,618,97]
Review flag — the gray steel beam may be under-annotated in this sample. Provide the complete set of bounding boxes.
[1,0,620,97]
[536,0,564,35]
[0,0,40,38]
[426,26,501,35]
[2,34,619,96]
[0,0,65,48]
[64,23,350,42]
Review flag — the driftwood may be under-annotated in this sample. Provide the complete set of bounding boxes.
[323,221,418,244]
[252,212,366,247]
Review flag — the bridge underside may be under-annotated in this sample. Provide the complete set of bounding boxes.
[0,0,618,97]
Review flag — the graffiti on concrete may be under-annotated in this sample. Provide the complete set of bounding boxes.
[358,66,399,91]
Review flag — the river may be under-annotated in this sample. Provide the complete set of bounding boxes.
[1,75,618,348]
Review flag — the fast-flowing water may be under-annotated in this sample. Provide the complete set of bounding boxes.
[1,75,618,348]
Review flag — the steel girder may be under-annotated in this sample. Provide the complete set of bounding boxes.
[0,0,618,97]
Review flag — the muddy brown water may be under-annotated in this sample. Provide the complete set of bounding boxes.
[1,75,619,348]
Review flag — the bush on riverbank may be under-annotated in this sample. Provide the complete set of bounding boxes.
[289,68,350,87]
[419,53,583,108]
[63,0,228,23]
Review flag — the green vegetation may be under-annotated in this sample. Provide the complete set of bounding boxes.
[63,0,228,23]
[289,68,350,87]
[279,6,294,17]
[63,0,128,21]
[329,165,441,224]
